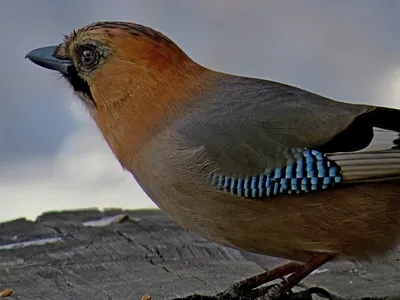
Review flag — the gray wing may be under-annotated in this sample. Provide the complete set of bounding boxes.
[175,75,376,176]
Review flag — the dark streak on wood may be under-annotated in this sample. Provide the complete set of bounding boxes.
[0,209,399,300]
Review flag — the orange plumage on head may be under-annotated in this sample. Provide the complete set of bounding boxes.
[56,22,212,165]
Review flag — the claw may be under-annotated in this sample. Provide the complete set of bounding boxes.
[172,253,334,300]
[303,287,334,300]
[256,284,283,300]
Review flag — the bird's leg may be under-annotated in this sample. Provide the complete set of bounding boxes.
[216,253,334,300]
[217,261,304,298]
[171,254,335,300]
[259,253,335,300]
[278,253,334,294]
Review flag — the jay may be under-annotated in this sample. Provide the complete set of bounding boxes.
[26,21,400,299]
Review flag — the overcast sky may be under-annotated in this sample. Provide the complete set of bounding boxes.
[1,1,400,221]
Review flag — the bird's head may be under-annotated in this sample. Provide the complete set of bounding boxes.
[26,21,202,112]
[26,21,209,161]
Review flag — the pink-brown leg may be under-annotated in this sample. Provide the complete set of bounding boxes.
[261,253,334,300]
[219,261,304,297]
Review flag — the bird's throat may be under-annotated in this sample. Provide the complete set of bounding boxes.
[92,63,214,168]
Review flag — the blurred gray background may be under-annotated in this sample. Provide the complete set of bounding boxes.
[1,1,400,222]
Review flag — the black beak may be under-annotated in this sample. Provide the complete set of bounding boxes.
[25,45,71,75]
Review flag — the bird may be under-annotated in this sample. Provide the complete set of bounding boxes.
[26,21,400,299]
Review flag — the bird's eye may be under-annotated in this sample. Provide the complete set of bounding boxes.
[79,46,98,67]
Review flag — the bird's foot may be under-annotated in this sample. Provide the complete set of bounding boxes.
[255,283,284,300]
[172,254,335,300]
[251,283,334,300]
[171,285,335,300]
[219,281,290,300]
[215,280,292,300]
[216,261,304,299]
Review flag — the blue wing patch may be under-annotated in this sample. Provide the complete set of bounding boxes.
[208,149,342,198]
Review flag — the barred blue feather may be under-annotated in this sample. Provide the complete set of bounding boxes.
[209,149,342,198]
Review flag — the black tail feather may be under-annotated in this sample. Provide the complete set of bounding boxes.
[364,106,400,132]
[318,106,400,154]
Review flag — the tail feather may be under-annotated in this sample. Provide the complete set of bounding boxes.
[328,128,400,183]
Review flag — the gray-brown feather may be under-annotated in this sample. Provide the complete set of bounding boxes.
[174,75,374,175]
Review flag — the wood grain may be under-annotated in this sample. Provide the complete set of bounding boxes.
[0,209,398,300]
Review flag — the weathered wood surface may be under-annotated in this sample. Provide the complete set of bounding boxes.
[0,209,399,300]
